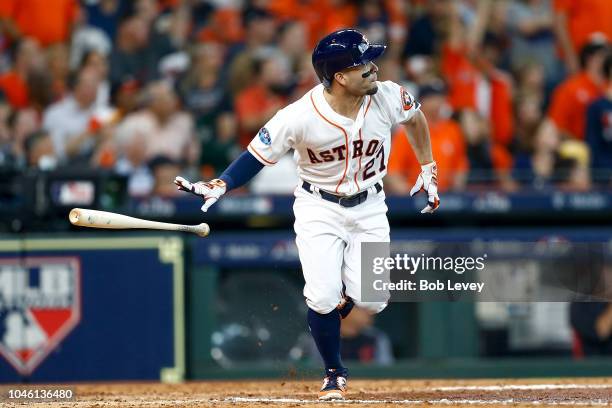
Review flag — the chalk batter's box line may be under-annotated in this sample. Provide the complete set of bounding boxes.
[220,397,610,405]
[217,384,612,405]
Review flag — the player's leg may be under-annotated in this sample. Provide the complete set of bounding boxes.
[342,194,391,315]
[294,189,349,400]
[297,231,345,369]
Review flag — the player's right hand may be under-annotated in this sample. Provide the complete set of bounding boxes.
[174,176,227,212]
[409,161,440,214]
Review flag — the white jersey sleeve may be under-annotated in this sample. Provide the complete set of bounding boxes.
[376,80,421,125]
[247,108,299,166]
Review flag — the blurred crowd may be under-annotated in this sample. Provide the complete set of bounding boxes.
[0,0,611,198]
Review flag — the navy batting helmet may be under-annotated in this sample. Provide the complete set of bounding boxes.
[312,29,386,88]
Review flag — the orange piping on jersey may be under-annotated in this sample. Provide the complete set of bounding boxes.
[364,95,372,115]
[354,129,364,190]
[353,97,372,191]
[310,91,349,194]
[248,143,278,165]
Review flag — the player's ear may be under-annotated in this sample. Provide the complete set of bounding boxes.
[334,71,347,87]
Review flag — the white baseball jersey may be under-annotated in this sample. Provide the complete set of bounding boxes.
[247,81,421,196]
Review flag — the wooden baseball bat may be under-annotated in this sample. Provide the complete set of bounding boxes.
[68,208,210,237]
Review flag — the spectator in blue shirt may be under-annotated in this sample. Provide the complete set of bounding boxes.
[84,0,128,42]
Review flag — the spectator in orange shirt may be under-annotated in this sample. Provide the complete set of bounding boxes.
[538,40,608,144]
[386,81,468,194]
[439,0,487,111]
[196,8,244,45]
[267,0,356,49]
[267,0,320,48]
[553,0,612,73]
[234,53,291,148]
[440,3,514,149]
[321,0,358,41]
[0,0,80,47]
[480,33,515,148]
[440,40,479,111]
[0,38,43,109]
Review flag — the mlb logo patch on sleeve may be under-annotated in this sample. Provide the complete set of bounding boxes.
[401,87,414,111]
[258,127,272,145]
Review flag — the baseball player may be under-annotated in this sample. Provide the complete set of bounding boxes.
[175,29,439,400]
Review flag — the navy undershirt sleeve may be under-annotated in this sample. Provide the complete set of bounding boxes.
[219,151,266,191]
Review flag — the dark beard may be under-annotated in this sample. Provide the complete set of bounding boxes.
[366,84,379,95]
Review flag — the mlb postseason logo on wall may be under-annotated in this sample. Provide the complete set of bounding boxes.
[0,257,81,375]
[258,127,272,145]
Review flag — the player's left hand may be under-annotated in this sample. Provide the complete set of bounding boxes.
[174,176,227,212]
[409,161,440,214]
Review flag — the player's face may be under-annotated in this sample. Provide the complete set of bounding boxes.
[338,61,379,96]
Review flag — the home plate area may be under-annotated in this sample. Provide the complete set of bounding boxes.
[5,379,612,407]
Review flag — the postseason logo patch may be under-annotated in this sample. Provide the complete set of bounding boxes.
[0,257,81,375]
[258,127,271,145]
[400,87,414,111]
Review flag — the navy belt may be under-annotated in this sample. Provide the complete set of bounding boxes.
[302,181,382,208]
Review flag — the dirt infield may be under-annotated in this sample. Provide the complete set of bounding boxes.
[2,378,612,407]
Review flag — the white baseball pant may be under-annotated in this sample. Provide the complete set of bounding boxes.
[293,183,390,315]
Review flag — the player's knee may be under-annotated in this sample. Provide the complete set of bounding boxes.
[306,296,343,315]
[353,300,387,315]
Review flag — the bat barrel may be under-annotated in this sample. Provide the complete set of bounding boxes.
[178,223,210,237]
[69,208,82,225]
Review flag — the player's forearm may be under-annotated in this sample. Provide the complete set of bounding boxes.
[219,150,265,191]
[402,110,434,165]
[446,3,464,50]
[467,0,491,55]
